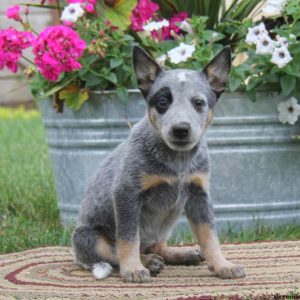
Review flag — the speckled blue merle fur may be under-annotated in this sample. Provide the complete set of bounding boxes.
[72,46,246,283]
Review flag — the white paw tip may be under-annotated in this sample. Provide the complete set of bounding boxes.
[92,262,113,280]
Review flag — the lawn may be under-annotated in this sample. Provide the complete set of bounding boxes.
[0,107,300,254]
[0,107,71,254]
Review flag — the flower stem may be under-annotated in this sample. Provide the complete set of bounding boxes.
[56,0,61,16]
[31,28,39,35]
[22,56,34,65]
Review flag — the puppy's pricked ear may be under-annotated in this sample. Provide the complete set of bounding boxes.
[133,46,162,97]
[203,46,231,98]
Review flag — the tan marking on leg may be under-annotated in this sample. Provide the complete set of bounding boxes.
[140,174,177,190]
[149,242,202,265]
[190,223,245,278]
[118,239,151,282]
[95,236,118,264]
[190,223,226,268]
[118,239,142,269]
[186,172,209,192]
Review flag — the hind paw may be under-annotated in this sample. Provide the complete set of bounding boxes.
[141,254,165,276]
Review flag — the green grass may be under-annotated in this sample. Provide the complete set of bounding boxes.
[0,110,71,254]
[170,223,300,245]
[0,108,300,254]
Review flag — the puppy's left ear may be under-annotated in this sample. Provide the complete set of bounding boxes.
[203,46,231,98]
[133,45,162,97]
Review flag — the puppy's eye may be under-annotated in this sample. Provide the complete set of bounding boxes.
[192,98,206,111]
[155,97,170,113]
[157,98,169,109]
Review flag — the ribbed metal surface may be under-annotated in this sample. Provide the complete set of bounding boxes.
[40,90,300,232]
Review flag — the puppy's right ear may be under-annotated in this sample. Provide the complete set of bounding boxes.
[133,46,162,97]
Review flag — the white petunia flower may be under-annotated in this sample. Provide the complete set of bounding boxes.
[179,20,193,35]
[255,34,276,55]
[143,19,169,32]
[271,46,293,68]
[245,23,268,45]
[262,0,287,15]
[155,54,167,67]
[61,3,84,23]
[289,34,296,40]
[167,43,195,64]
[277,97,300,125]
[276,35,288,48]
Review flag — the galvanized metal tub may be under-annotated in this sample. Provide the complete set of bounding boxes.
[39,90,300,233]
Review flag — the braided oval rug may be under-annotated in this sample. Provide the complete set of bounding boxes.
[0,241,300,300]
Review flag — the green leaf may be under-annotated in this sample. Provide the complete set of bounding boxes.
[105,0,137,30]
[110,59,123,69]
[202,30,225,42]
[280,75,296,97]
[29,75,45,98]
[234,64,251,77]
[116,87,128,103]
[264,74,279,83]
[59,85,89,111]
[246,77,262,91]
[284,64,300,77]
[246,90,256,102]
[87,55,99,64]
[34,75,76,100]
[122,34,135,41]
[105,73,118,84]
[85,72,103,88]
[229,77,242,92]
[79,68,89,78]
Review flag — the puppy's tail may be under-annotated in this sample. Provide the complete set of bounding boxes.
[92,262,113,280]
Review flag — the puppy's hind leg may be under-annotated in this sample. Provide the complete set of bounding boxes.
[72,225,118,279]
[149,242,203,265]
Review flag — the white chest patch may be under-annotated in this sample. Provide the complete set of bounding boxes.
[177,72,187,82]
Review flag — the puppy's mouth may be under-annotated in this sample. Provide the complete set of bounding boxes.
[172,141,191,147]
[167,140,195,152]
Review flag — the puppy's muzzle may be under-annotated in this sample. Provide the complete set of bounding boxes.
[171,122,190,140]
[168,122,194,149]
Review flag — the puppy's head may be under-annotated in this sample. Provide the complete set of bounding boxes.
[133,46,231,152]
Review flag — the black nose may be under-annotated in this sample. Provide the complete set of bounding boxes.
[172,122,190,139]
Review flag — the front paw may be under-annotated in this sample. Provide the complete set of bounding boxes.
[121,267,151,283]
[210,262,246,279]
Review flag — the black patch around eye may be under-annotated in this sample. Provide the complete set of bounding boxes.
[149,87,172,114]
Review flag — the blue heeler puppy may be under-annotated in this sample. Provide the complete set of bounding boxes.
[72,45,246,282]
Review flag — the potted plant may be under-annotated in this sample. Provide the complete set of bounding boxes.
[1,0,300,232]
[133,0,300,233]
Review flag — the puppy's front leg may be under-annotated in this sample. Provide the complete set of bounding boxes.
[185,173,246,279]
[114,185,151,283]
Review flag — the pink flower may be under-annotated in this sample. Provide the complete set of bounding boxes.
[6,5,21,21]
[32,25,86,81]
[86,3,95,13]
[0,27,34,73]
[161,12,188,40]
[131,0,159,31]
[67,0,96,13]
